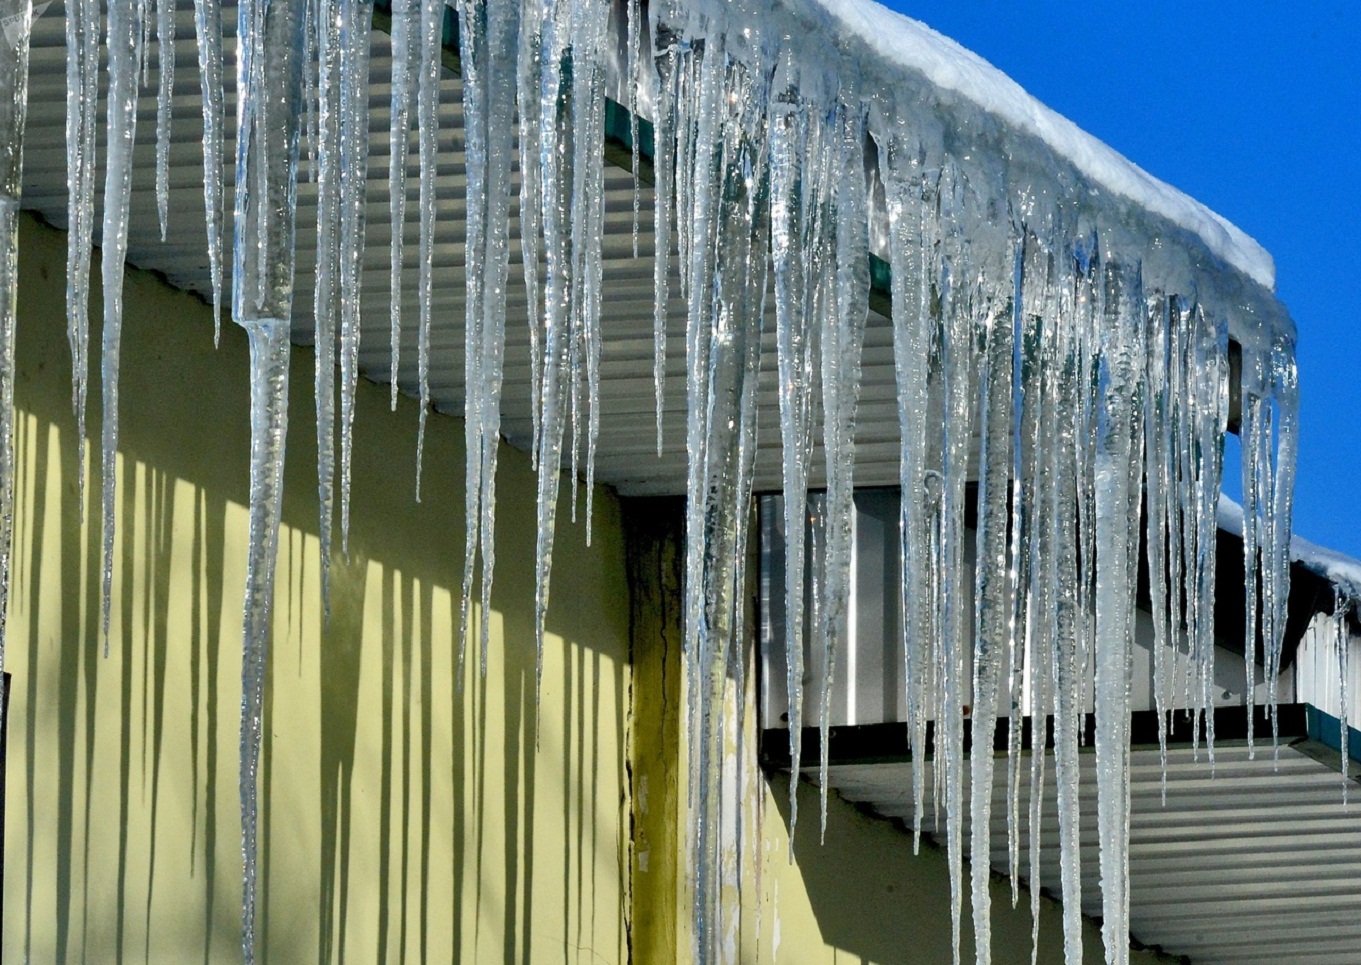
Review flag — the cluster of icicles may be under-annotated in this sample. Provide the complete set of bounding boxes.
[0,0,1320,961]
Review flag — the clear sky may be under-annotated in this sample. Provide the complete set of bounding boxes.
[878,1,1361,558]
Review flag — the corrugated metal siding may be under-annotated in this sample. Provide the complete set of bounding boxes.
[822,743,1361,964]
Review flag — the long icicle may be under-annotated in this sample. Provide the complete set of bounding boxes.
[678,21,772,956]
[937,167,981,965]
[191,0,226,343]
[457,0,489,679]
[769,43,817,848]
[231,0,307,958]
[99,0,146,649]
[882,141,934,850]
[154,0,176,240]
[413,0,441,498]
[63,0,98,513]
[817,88,869,841]
[516,0,544,468]
[312,0,342,618]
[566,0,610,541]
[387,0,415,411]
[1050,290,1085,964]
[529,0,610,693]
[335,0,373,557]
[530,0,575,702]
[1263,330,1300,744]
[456,0,520,678]
[649,6,679,457]
[1092,258,1145,965]
[969,298,1014,965]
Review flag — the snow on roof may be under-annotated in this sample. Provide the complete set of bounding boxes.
[788,0,1276,291]
[1219,496,1361,603]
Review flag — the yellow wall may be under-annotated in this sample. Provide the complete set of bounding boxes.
[4,212,631,963]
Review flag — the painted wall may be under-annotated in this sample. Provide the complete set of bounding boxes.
[3,213,631,963]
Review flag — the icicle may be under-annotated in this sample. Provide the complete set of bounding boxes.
[413,0,441,498]
[568,0,609,543]
[302,0,317,182]
[1024,383,1052,965]
[155,0,176,240]
[1240,339,1268,758]
[1145,295,1174,780]
[528,0,610,688]
[236,319,290,964]
[456,0,520,679]
[191,0,226,343]
[457,0,487,678]
[1335,597,1352,797]
[0,0,35,775]
[817,87,869,842]
[1190,314,1227,765]
[970,297,1014,965]
[649,9,679,456]
[388,0,415,412]
[1049,291,1085,965]
[934,167,983,965]
[675,22,772,959]
[1024,319,1054,965]
[1263,331,1299,743]
[1007,234,1045,905]
[1073,250,1101,758]
[769,44,818,851]
[516,0,544,469]
[1167,297,1191,737]
[881,138,935,849]
[312,0,342,618]
[231,0,307,958]
[64,0,99,511]
[678,38,724,874]
[1092,258,1145,965]
[530,0,577,700]
[99,0,146,648]
[627,0,641,257]
[335,0,373,557]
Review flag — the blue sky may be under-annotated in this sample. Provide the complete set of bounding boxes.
[879,1,1361,558]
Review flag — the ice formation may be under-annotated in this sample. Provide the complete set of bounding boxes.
[192,0,227,343]
[387,0,414,414]
[63,0,96,507]
[155,0,176,240]
[99,0,144,647]
[230,0,307,957]
[312,0,341,615]
[455,0,518,678]
[10,0,1316,962]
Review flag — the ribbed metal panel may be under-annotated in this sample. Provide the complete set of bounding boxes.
[822,743,1361,964]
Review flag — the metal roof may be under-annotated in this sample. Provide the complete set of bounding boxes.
[795,723,1361,965]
